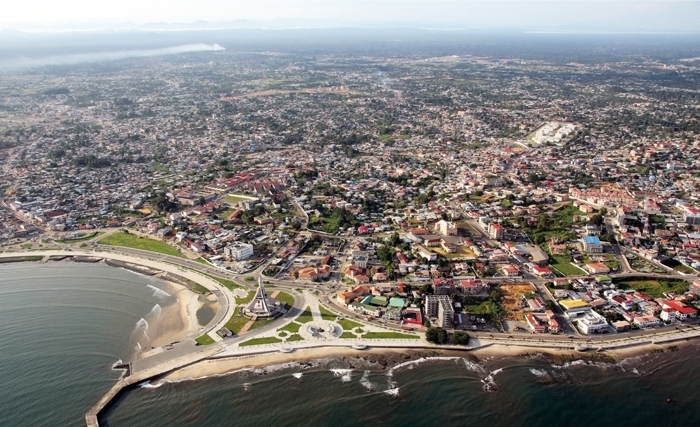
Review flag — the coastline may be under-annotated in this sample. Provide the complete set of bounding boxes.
[155,339,692,385]
[142,280,205,352]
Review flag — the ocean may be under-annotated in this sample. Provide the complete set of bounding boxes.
[2,262,699,427]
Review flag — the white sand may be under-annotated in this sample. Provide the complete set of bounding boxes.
[147,281,203,349]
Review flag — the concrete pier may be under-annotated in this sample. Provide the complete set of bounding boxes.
[85,343,225,426]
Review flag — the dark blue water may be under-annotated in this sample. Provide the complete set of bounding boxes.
[0,262,179,427]
[105,345,700,427]
[2,261,698,427]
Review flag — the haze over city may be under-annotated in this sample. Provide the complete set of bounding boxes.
[1,1,698,33]
[2,1,700,427]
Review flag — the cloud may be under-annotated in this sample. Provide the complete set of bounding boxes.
[0,43,225,71]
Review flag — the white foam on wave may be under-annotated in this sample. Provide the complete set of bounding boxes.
[292,373,303,379]
[242,383,251,391]
[384,387,400,397]
[530,368,548,377]
[147,284,172,300]
[481,368,504,392]
[360,370,375,390]
[463,359,486,374]
[139,380,163,389]
[551,360,587,369]
[254,361,305,375]
[134,318,149,340]
[146,303,162,320]
[331,368,352,383]
[388,356,465,376]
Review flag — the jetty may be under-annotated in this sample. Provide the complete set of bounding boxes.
[85,342,225,426]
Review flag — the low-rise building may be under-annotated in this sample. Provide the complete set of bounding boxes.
[224,242,254,261]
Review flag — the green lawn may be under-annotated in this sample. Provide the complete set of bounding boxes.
[279,321,302,333]
[663,259,697,274]
[224,194,256,204]
[195,257,210,265]
[338,318,364,330]
[195,334,216,345]
[236,291,255,305]
[340,332,358,338]
[98,232,184,258]
[275,292,295,309]
[286,334,304,342]
[550,255,587,276]
[202,273,242,290]
[239,336,282,347]
[296,308,314,323]
[319,305,337,320]
[614,278,690,298]
[363,332,420,340]
[248,318,273,331]
[224,315,250,334]
[57,231,104,243]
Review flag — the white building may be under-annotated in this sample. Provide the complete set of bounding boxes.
[435,220,457,236]
[574,310,609,335]
[224,242,254,261]
[425,295,454,328]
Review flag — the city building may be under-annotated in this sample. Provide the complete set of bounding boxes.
[224,242,254,261]
[425,295,454,328]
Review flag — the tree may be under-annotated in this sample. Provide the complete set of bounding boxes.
[589,214,604,226]
[293,271,299,280]
[451,331,470,345]
[426,327,448,344]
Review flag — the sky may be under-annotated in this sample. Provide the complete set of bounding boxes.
[1,1,699,33]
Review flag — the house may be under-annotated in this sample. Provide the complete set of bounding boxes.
[459,279,490,295]
[583,236,603,253]
[415,244,437,261]
[525,313,547,333]
[336,285,371,305]
[433,277,455,295]
[585,262,610,274]
[633,315,661,328]
[532,265,554,277]
[661,300,698,320]
[501,264,520,277]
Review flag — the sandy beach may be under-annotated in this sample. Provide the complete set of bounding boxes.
[146,281,204,350]
[156,338,687,385]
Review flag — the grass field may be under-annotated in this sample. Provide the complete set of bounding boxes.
[614,278,690,298]
[319,305,337,320]
[279,321,302,333]
[663,259,697,274]
[340,332,358,338]
[286,334,304,342]
[57,231,104,243]
[195,334,216,345]
[338,318,364,331]
[98,232,184,258]
[275,292,295,309]
[239,336,282,347]
[550,255,587,276]
[296,308,314,323]
[224,316,250,334]
[363,331,420,340]
[202,273,242,290]
[236,291,255,305]
[224,194,256,204]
